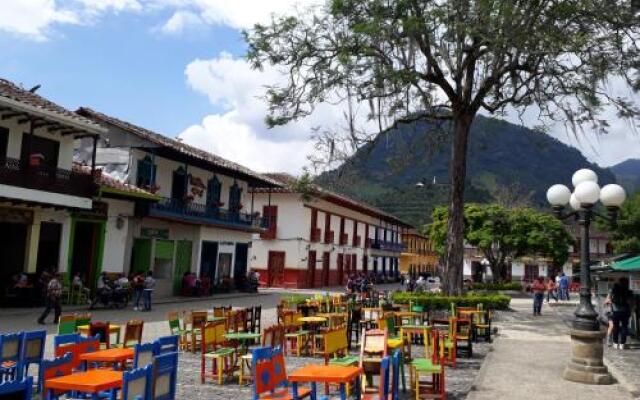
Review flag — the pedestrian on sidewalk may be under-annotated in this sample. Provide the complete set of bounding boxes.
[142,271,156,311]
[546,277,558,303]
[605,277,633,349]
[37,272,62,324]
[532,277,545,316]
[132,271,145,310]
[558,272,570,301]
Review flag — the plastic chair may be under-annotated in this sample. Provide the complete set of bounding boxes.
[167,312,190,351]
[57,315,76,335]
[134,342,159,369]
[20,330,46,379]
[119,320,144,348]
[122,365,153,400]
[157,336,180,354]
[200,321,237,385]
[38,352,73,396]
[251,346,311,400]
[362,355,390,400]
[152,352,178,400]
[0,376,32,399]
[0,332,23,381]
[324,328,359,396]
[74,312,92,331]
[411,330,446,400]
[53,333,80,349]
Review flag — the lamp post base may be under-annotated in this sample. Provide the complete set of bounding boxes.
[563,329,614,385]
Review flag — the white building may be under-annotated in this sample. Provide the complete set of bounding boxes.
[249,173,412,289]
[75,108,279,297]
[0,78,105,304]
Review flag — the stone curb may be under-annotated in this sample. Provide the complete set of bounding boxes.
[603,356,640,398]
[465,332,498,398]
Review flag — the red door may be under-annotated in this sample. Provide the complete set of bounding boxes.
[267,251,285,287]
[337,254,344,285]
[322,252,330,287]
[307,251,316,288]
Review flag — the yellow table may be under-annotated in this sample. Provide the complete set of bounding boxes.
[77,324,121,345]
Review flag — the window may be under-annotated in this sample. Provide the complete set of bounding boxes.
[228,182,242,212]
[206,176,222,209]
[21,133,59,168]
[136,156,156,188]
[0,127,8,159]
[261,205,278,240]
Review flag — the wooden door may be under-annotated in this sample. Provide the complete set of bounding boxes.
[268,251,285,287]
[337,254,344,285]
[322,252,330,287]
[307,251,316,288]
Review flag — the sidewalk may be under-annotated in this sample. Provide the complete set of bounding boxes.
[467,297,633,400]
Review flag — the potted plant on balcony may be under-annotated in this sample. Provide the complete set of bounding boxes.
[29,153,44,167]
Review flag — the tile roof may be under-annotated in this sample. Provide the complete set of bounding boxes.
[73,164,158,199]
[76,107,281,187]
[255,172,411,227]
[0,78,103,132]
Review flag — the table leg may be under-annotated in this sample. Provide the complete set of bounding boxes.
[354,376,361,400]
[292,382,300,400]
[311,382,317,400]
[339,383,346,400]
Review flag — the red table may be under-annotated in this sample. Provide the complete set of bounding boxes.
[45,369,122,400]
[79,348,134,370]
[288,364,362,400]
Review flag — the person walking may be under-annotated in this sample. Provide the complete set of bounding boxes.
[132,271,145,311]
[546,277,558,303]
[605,277,633,349]
[142,271,156,312]
[531,277,545,316]
[37,272,62,324]
[559,272,570,301]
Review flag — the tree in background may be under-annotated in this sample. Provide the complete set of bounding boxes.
[609,191,640,254]
[428,204,573,281]
[245,0,640,294]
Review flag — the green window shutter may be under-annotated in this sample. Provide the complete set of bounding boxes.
[155,240,175,260]
[132,238,152,274]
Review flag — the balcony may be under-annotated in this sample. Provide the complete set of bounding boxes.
[150,197,268,231]
[0,157,95,199]
[370,240,405,252]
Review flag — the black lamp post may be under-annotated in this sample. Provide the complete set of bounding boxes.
[546,169,626,384]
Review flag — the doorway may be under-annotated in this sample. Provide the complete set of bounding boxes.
[200,241,218,287]
[307,251,316,288]
[171,167,187,201]
[337,254,344,286]
[267,251,285,287]
[0,222,27,297]
[131,238,152,275]
[234,243,249,288]
[173,240,192,294]
[70,221,103,289]
[36,222,62,275]
[217,253,233,284]
[321,252,330,287]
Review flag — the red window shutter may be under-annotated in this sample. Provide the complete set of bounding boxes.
[261,205,278,239]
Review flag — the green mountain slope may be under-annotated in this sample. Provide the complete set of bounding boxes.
[317,116,616,226]
[610,159,640,194]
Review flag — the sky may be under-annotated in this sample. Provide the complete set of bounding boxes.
[1,0,639,176]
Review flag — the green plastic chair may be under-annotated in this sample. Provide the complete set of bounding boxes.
[57,315,76,335]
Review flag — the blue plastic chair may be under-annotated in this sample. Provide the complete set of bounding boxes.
[0,376,33,399]
[156,336,179,354]
[20,330,46,379]
[38,353,73,397]
[252,346,311,400]
[390,350,401,400]
[0,332,23,381]
[134,342,159,369]
[151,352,178,400]
[53,333,80,349]
[122,365,153,400]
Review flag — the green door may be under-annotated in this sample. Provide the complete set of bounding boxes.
[174,240,192,294]
[131,238,152,274]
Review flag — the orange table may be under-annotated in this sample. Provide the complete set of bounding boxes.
[44,369,122,400]
[288,364,362,400]
[79,348,134,370]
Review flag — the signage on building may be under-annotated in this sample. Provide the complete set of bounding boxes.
[141,227,169,239]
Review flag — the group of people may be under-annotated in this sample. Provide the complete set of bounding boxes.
[531,272,571,315]
[346,273,372,294]
[96,271,156,311]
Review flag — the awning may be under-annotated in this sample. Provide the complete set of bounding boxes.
[611,256,640,272]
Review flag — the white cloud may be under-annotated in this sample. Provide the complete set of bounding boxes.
[0,0,78,40]
[158,10,205,34]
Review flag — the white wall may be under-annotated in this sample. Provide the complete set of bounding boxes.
[102,199,135,273]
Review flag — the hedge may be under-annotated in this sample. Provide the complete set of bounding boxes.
[392,291,512,310]
[470,282,523,291]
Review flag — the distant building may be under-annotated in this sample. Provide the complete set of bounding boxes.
[75,108,279,297]
[249,173,412,288]
[400,229,439,276]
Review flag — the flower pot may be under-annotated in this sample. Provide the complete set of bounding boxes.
[29,153,44,167]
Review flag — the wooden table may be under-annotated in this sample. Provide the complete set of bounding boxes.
[77,324,122,344]
[225,332,261,354]
[44,369,122,400]
[79,348,134,370]
[289,364,362,400]
[298,316,327,355]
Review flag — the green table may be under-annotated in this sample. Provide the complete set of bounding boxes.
[225,332,261,354]
[207,316,227,322]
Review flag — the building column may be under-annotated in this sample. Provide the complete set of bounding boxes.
[24,221,41,273]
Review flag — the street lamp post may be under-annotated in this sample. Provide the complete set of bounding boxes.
[546,169,626,385]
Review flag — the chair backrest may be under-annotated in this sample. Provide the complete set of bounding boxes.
[152,352,178,400]
[390,350,401,400]
[190,311,208,329]
[157,335,179,354]
[201,321,226,353]
[54,333,80,349]
[212,307,225,318]
[167,312,181,335]
[89,321,111,348]
[21,330,46,368]
[0,376,33,400]
[122,365,152,400]
[261,325,284,348]
[246,307,255,331]
[253,306,262,332]
[74,312,92,331]
[39,352,73,394]
[0,332,23,365]
[360,328,388,364]
[123,320,144,346]
[57,315,77,335]
[134,342,159,368]
[251,346,288,399]
[323,328,349,362]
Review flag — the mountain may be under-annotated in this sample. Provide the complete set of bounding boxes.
[316,115,616,227]
[610,159,640,195]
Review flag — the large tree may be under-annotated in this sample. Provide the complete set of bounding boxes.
[428,203,573,281]
[245,0,640,294]
[609,191,640,253]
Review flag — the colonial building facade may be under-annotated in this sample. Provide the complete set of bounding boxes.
[400,229,439,276]
[75,108,278,297]
[249,174,411,289]
[0,78,104,304]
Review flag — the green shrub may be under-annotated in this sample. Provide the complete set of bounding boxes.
[281,294,312,305]
[470,282,523,291]
[392,291,512,310]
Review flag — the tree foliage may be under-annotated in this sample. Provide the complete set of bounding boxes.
[245,0,640,294]
[610,191,640,254]
[428,203,573,281]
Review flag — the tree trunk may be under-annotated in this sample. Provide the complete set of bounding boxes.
[489,262,504,283]
[443,113,473,295]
